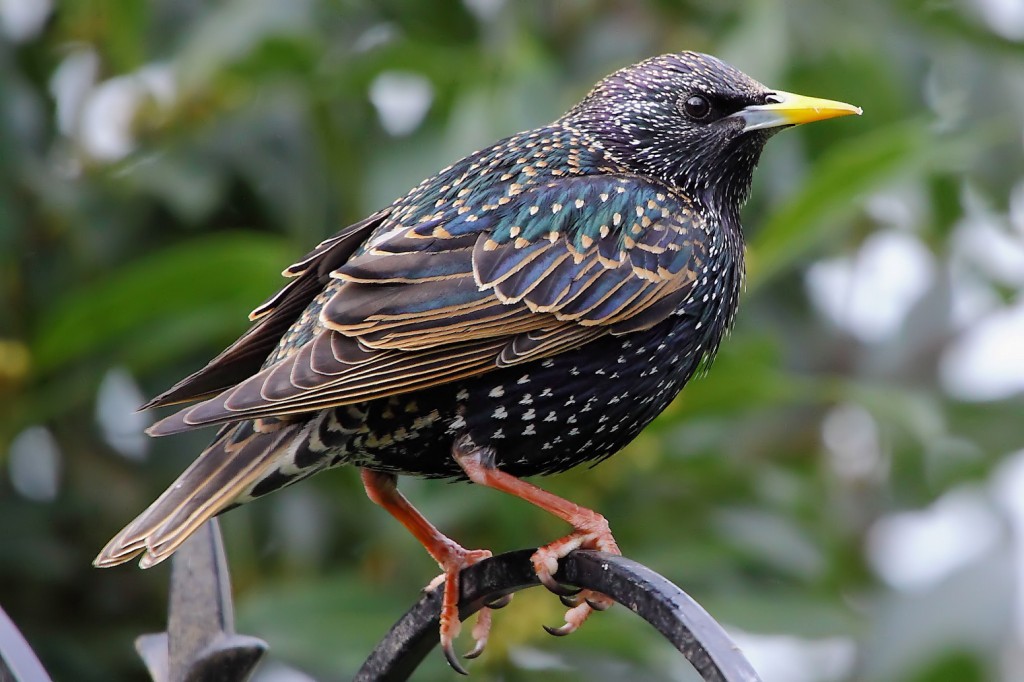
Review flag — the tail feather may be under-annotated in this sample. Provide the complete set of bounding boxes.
[94,419,307,568]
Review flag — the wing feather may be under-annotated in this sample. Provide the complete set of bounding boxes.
[148,174,710,434]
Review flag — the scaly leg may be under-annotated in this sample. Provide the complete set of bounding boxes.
[360,469,503,674]
[452,438,619,636]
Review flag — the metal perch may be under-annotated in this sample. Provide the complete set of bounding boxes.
[136,519,268,682]
[357,548,762,682]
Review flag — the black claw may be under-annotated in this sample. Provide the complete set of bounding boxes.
[559,593,581,608]
[443,640,469,675]
[537,571,581,597]
[585,596,611,611]
[484,593,512,610]
[464,641,486,660]
[542,623,574,637]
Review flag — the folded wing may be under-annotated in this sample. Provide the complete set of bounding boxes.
[149,175,707,435]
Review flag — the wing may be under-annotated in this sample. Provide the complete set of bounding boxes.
[149,174,709,435]
[141,210,391,409]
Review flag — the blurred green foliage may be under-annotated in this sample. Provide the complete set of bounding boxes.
[2,1,1023,680]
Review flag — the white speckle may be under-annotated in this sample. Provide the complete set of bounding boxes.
[489,385,505,398]
[523,424,536,435]
[456,388,469,401]
[491,428,505,439]
[522,408,536,420]
[517,374,530,384]
[492,406,508,419]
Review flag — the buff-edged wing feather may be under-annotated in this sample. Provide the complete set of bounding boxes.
[147,175,708,435]
[141,210,390,409]
[94,418,305,567]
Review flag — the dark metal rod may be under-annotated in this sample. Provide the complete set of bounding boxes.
[356,549,762,682]
[137,519,267,682]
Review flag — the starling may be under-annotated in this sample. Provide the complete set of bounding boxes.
[94,52,859,672]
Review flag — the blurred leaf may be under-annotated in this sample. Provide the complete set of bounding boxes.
[747,120,998,291]
[32,232,291,374]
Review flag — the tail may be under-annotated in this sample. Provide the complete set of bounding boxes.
[94,418,312,569]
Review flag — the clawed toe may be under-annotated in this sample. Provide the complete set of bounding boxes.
[537,570,583,597]
[441,635,469,675]
[559,592,580,608]
[544,588,612,636]
[544,597,600,637]
[464,607,492,660]
[436,547,499,672]
[530,519,620,640]
[585,593,613,611]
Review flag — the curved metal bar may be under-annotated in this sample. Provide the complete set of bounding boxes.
[356,549,762,682]
[0,605,53,682]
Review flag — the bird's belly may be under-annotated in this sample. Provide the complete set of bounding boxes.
[350,316,707,480]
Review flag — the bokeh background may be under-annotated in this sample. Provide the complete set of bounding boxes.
[3,1,1024,680]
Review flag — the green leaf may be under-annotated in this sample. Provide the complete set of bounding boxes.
[31,232,292,374]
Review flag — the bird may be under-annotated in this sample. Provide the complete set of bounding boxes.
[94,52,859,673]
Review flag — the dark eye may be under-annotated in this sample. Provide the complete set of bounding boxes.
[681,94,712,120]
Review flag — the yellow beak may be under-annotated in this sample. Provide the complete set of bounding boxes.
[735,89,862,132]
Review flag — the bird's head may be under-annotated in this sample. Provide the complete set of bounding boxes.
[564,52,861,214]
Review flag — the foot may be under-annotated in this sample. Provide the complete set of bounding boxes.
[451,440,622,639]
[531,514,620,636]
[429,545,495,674]
[359,469,507,673]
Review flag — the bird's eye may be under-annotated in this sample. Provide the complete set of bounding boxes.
[681,94,712,121]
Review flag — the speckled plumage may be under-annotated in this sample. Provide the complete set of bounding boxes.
[94,54,858,642]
